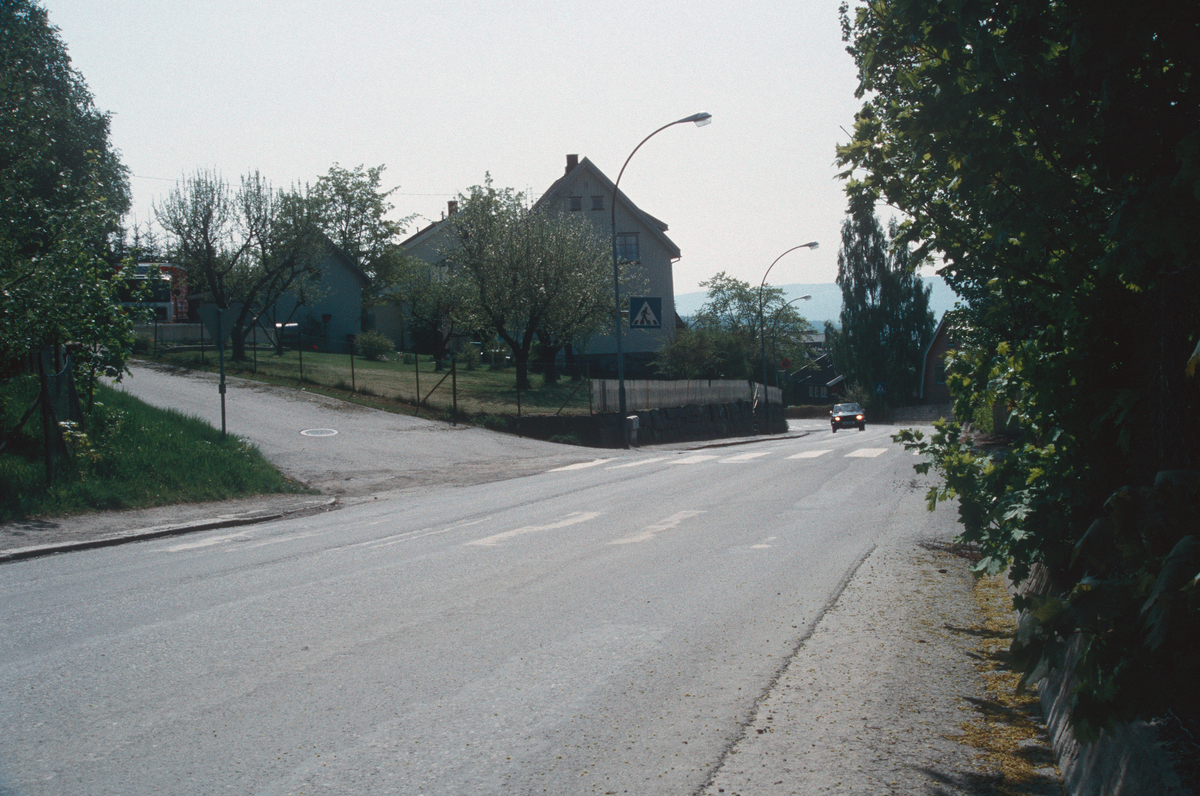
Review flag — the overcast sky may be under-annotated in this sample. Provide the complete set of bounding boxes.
[46,0,877,293]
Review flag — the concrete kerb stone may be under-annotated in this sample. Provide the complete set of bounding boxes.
[0,497,338,564]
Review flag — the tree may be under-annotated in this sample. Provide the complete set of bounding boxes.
[312,163,414,303]
[155,171,326,360]
[444,180,613,389]
[387,255,469,358]
[839,0,1200,735]
[830,208,934,412]
[668,272,814,382]
[1,0,145,485]
[1,0,135,378]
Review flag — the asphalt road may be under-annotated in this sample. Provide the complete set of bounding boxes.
[0,389,953,794]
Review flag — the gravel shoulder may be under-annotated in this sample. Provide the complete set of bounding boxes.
[701,526,1064,796]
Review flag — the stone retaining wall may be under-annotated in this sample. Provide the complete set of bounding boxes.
[511,400,786,448]
[1018,565,1191,796]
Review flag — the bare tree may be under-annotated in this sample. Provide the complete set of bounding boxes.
[156,171,326,359]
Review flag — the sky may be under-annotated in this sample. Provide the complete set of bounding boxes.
[45,0,880,294]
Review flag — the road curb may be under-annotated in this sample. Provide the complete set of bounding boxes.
[0,498,339,564]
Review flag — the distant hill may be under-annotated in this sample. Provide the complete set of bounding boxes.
[674,276,960,329]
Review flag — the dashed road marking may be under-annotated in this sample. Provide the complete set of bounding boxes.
[789,450,832,459]
[466,511,603,547]
[609,510,706,545]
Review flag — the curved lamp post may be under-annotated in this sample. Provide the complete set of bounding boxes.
[759,243,819,433]
[611,112,713,423]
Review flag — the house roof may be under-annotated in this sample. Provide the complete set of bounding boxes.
[323,235,371,286]
[532,155,682,260]
[918,313,951,400]
[399,155,684,263]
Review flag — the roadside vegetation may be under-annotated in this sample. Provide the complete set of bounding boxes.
[842,0,1199,737]
[0,375,307,522]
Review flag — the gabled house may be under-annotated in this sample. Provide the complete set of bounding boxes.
[791,353,845,404]
[919,314,957,404]
[270,239,371,351]
[532,155,682,374]
[390,154,685,375]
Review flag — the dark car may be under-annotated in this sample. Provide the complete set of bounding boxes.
[831,402,865,432]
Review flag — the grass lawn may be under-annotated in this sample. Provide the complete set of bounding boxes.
[144,346,594,422]
[0,374,309,522]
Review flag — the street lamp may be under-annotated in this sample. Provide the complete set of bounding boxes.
[769,294,813,392]
[759,243,819,433]
[611,112,713,424]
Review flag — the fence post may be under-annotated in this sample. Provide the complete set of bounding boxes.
[414,350,421,413]
[350,338,356,392]
[298,333,304,383]
[451,354,458,426]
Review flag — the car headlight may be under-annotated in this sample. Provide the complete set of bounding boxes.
[856,414,863,420]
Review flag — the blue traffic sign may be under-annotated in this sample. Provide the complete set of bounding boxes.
[629,297,662,329]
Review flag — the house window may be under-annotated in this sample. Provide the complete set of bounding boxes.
[591,196,604,211]
[935,362,946,386]
[569,196,582,211]
[616,233,639,263]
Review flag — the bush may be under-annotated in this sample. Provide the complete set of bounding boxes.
[355,330,395,361]
[479,414,511,432]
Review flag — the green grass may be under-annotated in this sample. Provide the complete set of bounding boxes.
[146,346,594,420]
[0,375,309,522]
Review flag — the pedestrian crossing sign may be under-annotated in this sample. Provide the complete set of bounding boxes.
[629,297,662,329]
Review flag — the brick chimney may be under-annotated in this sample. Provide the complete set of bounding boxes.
[566,154,578,174]
[447,200,458,216]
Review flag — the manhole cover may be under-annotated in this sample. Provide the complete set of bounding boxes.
[300,428,338,437]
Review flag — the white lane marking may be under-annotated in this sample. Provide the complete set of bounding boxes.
[370,527,457,548]
[607,457,670,469]
[789,450,832,459]
[669,454,719,465]
[467,511,603,547]
[751,535,778,549]
[347,518,492,549]
[720,451,772,463]
[846,448,888,458]
[548,459,614,472]
[609,510,707,545]
[164,531,249,552]
[238,531,330,550]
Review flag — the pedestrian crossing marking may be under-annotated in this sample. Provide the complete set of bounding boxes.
[789,450,832,459]
[845,448,888,458]
[548,459,614,472]
[607,457,670,469]
[720,451,772,463]
[669,454,719,465]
